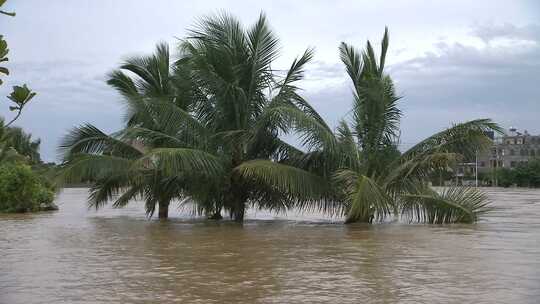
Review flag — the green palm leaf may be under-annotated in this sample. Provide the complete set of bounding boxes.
[235,160,329,200]
[138,148,223,176]
[401,186,491,224]
[403,119,502,159]
[59,124,142,160]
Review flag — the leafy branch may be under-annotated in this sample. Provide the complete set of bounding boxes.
[1,0,36,127]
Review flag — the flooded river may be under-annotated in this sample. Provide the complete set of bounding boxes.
[1,188,539,303]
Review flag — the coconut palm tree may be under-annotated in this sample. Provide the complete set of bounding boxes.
[59,13,330,221]
[236,28,501,224]
[59,41,220,219]
[0,118,41,163]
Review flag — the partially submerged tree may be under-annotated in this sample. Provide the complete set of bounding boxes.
[59,13,326,220]
[237,27,501,224]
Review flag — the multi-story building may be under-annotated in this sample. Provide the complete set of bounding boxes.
[478,127,540,172]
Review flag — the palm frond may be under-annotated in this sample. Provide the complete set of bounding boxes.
[333,170,393,223]
[58,124,142,160]
[339,42,363,87]
[112,184,145,208]
[107,70,139,99]
[235,160,329,200]
[259,105,338,153]
[401,186,491,224]
[58,153,137,184]
[116,42,171,98]
[247,12,280,77]
[403,119,502,160]
[276,47,314,94]
[137,148,223,177]
[384,152,461,193]
[379,27,389,75]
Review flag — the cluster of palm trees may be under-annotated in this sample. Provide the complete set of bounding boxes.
[0,119,41,163]
[59,13,499,224]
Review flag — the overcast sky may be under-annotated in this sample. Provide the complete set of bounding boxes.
[1,0,539,162]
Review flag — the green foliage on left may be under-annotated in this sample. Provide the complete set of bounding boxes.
[0,118,41,163]
[0,35,8,84]
[0,119,57,213]
[1,1,37,127]
[0,162,55,213]
[0,0,54,214]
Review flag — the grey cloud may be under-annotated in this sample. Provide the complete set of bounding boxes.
[302,23,540,151]
[471,23,540,43]
[389,24,540,145]
[0,60,124,162]
[307,61,347,81]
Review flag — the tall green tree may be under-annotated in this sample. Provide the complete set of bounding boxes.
[59,13,327,220]
[237,28,501,224]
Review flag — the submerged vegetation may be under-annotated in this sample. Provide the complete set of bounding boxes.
[59,13,500,223]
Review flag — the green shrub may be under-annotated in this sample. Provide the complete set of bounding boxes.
[514,159,540,188]
[0,162,55,213]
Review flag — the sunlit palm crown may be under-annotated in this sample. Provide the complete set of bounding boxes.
[59,13,500,223]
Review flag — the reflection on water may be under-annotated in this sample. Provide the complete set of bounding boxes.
[1,188,539,303]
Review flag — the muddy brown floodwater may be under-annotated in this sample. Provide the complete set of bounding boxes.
[1,187,539,303]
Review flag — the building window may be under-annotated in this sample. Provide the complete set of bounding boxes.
[511,161,517,168]
[520,149,527,156]
[517,138,523,144]
[531,150,536,156]
[510,149,515,156]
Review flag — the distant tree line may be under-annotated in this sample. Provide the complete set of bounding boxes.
[480,159,540,188]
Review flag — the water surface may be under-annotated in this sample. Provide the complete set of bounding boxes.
[1,188,539,303]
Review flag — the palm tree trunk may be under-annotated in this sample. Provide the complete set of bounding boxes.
[227,170,246,222]
[228,196,245,222]
[208,212,223,220]
[344,214,373,224]
[233,202,245,222]
[158,201,169,219]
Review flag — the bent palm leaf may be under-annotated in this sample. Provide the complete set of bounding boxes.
[401,186,491,224]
